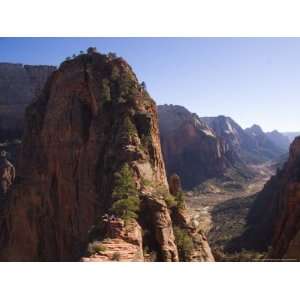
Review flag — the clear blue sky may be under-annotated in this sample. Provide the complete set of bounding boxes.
[1,37,300,132]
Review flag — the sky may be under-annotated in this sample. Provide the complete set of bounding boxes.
[1,37,300,132]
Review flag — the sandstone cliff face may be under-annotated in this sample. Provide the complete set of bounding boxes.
[0,53,179,261]
[0,63,56,141]
[246,137,300,259]
[82,218,144,262]
[270,137,300,259]
[158,105,230,189]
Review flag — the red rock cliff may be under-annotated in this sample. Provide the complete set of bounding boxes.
[248,136,300,259]
[0,52,178,261]
[270,137,300,259]
[158,105,229,189]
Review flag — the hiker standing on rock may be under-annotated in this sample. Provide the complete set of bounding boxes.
[0,150,15,198]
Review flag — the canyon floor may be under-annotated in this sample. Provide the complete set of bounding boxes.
[185,162,276,261]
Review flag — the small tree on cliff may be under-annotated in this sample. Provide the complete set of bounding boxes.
[87,47,97,55]
[111,163,140,220]
[141,81,147,90]
[108,52,117,60]
[100,79,111,103]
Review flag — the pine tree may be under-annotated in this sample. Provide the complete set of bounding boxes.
[100,79,111,102]
[111,163,140,220]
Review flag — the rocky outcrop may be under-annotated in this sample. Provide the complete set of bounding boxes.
[169,174,182,197]
[0,52,179,261]
[158,105,233,189]
[168,173,214,261]
[270,137,300,259]
[172,206,214,262]
[82,218,144,262]
[245,137,300,259]
[0,63,56,141]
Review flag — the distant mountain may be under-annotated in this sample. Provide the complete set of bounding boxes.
[201,116,257,162]
[266,130,290,152]
[244,124,285,162]
[0,63,56,141]
[158,106,251,189]
[282,132,300,142]
[202,117,284,164]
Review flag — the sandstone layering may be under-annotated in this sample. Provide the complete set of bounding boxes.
[0,52,214,262]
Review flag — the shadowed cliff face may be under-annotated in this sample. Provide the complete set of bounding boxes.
[270,137,300,259]
[246,137,300,259]
[158,105,229,189]
[0,53,179,261]
[158,105,253,190]
[0,63,56,141]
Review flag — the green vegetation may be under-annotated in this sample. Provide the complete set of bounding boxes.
[155,184,186,210]
[154,185,177,208]
[140,134,152,152]
[213,247,267,262]
[175,191,185,209]
[209,195,256,251]
[118,73,136,101]
[111,163,140,220]
[141,181,184,210]
[108,52,117,60]
[87,241,106,255]
[87,218,106,242]
[173,227,194,261]
[124,116,137,138]
[111,65,120,81]
[100,79,111,102]
[87,47,97,54]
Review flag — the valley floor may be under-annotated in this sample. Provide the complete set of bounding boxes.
[185,162,276,261]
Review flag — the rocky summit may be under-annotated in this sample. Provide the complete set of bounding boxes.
[0,52,214,262]
[0,63,56,141]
